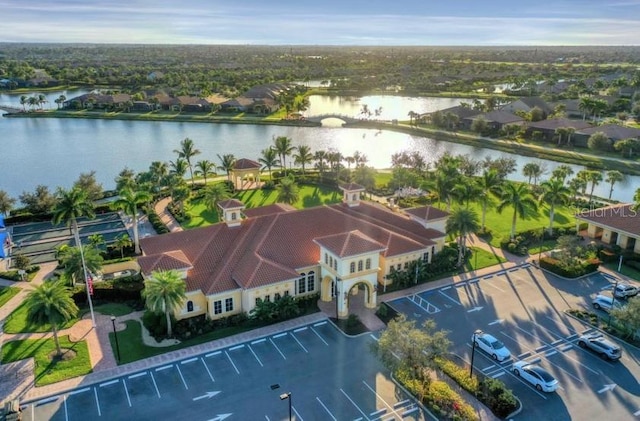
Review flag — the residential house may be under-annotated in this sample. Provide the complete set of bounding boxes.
[575,204,640,254]
[138,185,449,321]
[220,97,256,113]
[551,99,582,118]
[573,124,640,148]
[525,118,592,143]
[421,105,480,127]
[500,97,553,118]
[462,110,525,132]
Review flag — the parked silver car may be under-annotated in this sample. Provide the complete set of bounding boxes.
[592,294,623,313]
[613,283,639,299]
[577,332,622,360]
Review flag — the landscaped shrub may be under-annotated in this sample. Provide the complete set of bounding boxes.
[71,277,144,306]
[146,208,170,234]
[142,310,175,340]
[540,256,600,278]
[478,377,517,418]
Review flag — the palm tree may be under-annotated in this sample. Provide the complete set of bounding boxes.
[258,147,280,181]
[446,208,480,266]
[452,179,480,209]
[429,172,457,211]
[149,161,169,189]
[522,163,541,186]
[0,190,16,216]
[565,127,576,146]
[273,136,295,171]
[169,158,188,180]
[38,94,47,110]
[204,183,231,215]
[551,165,574,184]
[59,245,104,286]
[539,179,571,235]
[634,188,640,212]
[276,176,300,205]
[114,234,132,259]
[173,138,201,184]
[217,154,236,181]
[25,280,79,357]
[112,187,152,254]
[143,270,187,337]
[497,183,538,240]
[585,170,603,203]
[20,95,27,111]
[194,160,216,185]
[568,177,587,201]
[314,150,328,180]
[477,169,503,231]
[293,145,313,175]
[88,233,105,250]
[52,187,95,242]
[605,170,625,200]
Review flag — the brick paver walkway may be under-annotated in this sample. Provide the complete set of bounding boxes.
[153,197,183,232]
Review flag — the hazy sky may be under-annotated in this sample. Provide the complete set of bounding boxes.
[1,0,640,45]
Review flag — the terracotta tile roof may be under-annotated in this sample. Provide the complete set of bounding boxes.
[139,201,446,295]
[576,204,640,237]
[404,206,449,221]
[526,118,592,131]
[243,204,295,218]
[233,158,261,170]
[138,250,193,274]
[576,124,640,141]
[218,199,245,209]
[468,110,525,124]
[339,183,365,191]
[314,230,386,258]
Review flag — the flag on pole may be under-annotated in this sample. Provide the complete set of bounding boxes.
[87,273,94,296]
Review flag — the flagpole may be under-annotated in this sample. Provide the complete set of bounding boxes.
[75,229,96,328]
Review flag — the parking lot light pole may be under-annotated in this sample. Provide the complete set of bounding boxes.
[608,279,619,328]
[279,392,292,421]
[111,316,121,362]
[470,329,482,378]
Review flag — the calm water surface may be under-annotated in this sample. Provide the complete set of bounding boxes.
[1,92,638,202]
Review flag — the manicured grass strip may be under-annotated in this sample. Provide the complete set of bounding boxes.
[0,286,21,308]
[3,302,78,334]
[603,262,640,281]
[109,320,256,364]
[465,247,507,272]
[1,335,92,386]
[528,239,559,255]
[81,302,134,318]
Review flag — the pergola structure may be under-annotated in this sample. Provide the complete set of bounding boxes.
[230,158,262,190]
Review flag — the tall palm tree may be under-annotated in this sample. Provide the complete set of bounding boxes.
[169,158,188,180]
[258,147,280,181]
[539,179,571,235]
[204,183,231,215]
[217,154,236,181]
[522,163,541,186]
[452,178,480,209]
[0,190,16,216]
[276,176,300,205]
[551,165,574,184]
[149,161,169,189]
[194,160,216,185]
[605,170,625,200]
[59,245,104,286]
[143,270,187,337]
[52,187,95,242]
[429,172,457,211]
[497,183,538,240]
[114,234,132,259]
[20,95,28,111]
[585,170,603,203]
[293,145,313,175]
[25,280,79,357]
[112,187,152,254]
[445,208,480,266]
[273,136,295,171]
[477,169,503,231]
[173,138,201,184]
[314,150,328,180]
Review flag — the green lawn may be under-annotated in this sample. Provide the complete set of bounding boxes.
[464,247,507,271]
[81,302,134,318]
[603,263,640,281]
[528,239,560,255]
[182,184,342,229]
[3,302,79,334]
[0,335,92,386]
[109,320,256,364]
[0,286,21,308]
[373,171,393,188]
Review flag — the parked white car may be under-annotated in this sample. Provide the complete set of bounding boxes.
[613,283,639,299]
[592,294,624,313]
[472,331,511,361]
[512,361,559,392]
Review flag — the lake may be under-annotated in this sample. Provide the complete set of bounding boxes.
[1,92,638,203]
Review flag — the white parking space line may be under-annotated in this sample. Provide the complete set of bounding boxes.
[181,357,197,364]
[340,388,369,420]
[100,379,119,387]
[311,326,329,346]
[251,338,266,345]
[370,408,386,417]
[94,388,102,417]
[35,396,58,406]
[201,358,215,382]
[294,327,307,333]
[229,344,245,351]
[69,387,90,395]
[291,333,309,353]
[292,405,304,421]
[128,372,147,379]
[206,351,221,358]
[362,380,401,419]
[316,397,338,421]
[482,365,496,372]
[369,334,379,342]
[269,338,287,360]
[314,321,327,327]
[155,364,172,371]
[248,345,264,367]
[439,290,462,305]
[225,350,241,374]
[394,399,410,408]
[176,365,189,389]
[150,371,161,398]
[123,379,132,407]
[63,396,68,421]
[481,279,505,292]
[491,372,506,379]
[273,332,287,339]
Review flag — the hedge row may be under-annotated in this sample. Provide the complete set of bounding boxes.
[539,256,600,278]
[146,207,170,234]
[71,277,144,306]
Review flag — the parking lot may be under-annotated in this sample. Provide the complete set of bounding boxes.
[22,321,431,421]
[388,263,640,420]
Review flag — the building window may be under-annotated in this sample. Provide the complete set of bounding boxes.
[265,295,270,302]
[397,264,401,270]
[284,290,290,297]
[255,298,261,306]
[333,259,337,270]
[298,277,307,294]
[187,300,194,312]
[329,256,333,267]
[225,298,233,312]
[231,212,237,220]
[350,262,355,273]
[275,293,281,301]
[365,258,371,270]
[214,300,222,315]
[404,262,409,269]
[423,252,429,262]
[358,260,363,271]
[325,253,328,264]
[307,271,315,291]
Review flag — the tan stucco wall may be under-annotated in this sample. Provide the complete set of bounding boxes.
[207,290,243,321]
[243,280,298,314]
[102,260,140,275]
[175,290,208,321]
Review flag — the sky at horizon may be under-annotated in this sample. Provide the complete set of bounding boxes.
[1,0,640,46]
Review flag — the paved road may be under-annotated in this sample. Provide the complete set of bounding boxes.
[387,264,640,421]
[21,321,431,421]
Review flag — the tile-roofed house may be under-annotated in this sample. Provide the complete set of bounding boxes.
[139,194,448,320]
[422,105,480,128]
[525,118,592,143]
[501,97,553,116]
[573,124,640,148]
[575,204,640,253]
[463,110,525,131]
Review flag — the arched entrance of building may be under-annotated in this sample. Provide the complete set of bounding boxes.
[320,276,376,319]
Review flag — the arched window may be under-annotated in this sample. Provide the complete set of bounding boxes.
[231,212,237,220]
[358,260,363,271]
[350,262,356,273]
[307,271,315,291]
[187,300,194,312]
[365,258,371,270]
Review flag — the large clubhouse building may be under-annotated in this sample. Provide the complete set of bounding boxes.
[576,203,640,253]
[138,184,449,320]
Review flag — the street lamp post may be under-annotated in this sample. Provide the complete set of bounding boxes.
[608,278,619,328]
[279,392,292,421]
[111,316,121,362]
[470,329,482,378]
